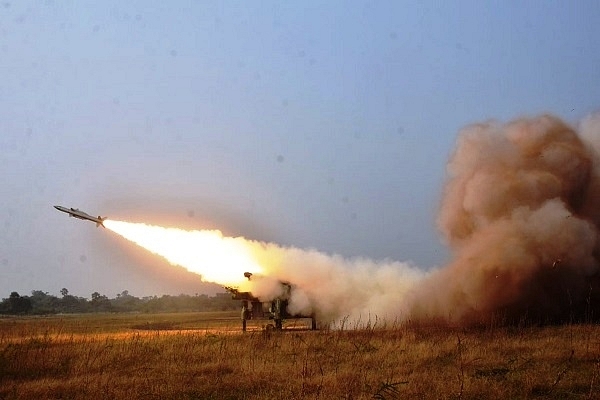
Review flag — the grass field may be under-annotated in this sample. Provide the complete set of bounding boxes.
[1,312,599,399]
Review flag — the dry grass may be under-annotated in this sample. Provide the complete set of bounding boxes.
[1,313,599,399]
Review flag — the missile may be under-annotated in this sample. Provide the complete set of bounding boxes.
[54,205,106,228]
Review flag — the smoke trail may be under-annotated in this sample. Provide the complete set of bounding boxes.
[105,220,424,323]
[106,113,600,326]
[408,114,600,324]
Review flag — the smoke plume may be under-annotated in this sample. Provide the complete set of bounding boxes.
[108,113,600,326]
[408,114,600,325]
[245,113,600,325]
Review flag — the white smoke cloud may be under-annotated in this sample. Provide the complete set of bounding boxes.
[239,245,425,323]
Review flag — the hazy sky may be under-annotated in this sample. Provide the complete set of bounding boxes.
[1,1,599,298]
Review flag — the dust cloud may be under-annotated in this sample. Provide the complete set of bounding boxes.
[408,114,600,325]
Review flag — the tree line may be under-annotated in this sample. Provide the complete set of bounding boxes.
[0,288,239,315]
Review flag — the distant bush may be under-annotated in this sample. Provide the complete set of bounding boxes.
[0,289,238,315]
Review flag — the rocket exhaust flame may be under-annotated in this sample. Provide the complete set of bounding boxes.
[103,221,264,286]
[103,113,600,326]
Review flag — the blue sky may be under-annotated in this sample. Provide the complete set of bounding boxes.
[1,1,599,298]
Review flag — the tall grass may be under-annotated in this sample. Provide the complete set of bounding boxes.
[1,313,599,399]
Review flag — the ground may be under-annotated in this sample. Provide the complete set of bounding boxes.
[1,312,599,399]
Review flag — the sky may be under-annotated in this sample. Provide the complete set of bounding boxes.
[1,1,599,299]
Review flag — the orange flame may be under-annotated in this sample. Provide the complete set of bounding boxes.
[103,220,264,285]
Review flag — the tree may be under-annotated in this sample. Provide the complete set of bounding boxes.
[60,288,69,297]
[90,291,112,312]
[111,290,141,312]
[7,292,32,314]
[29,290,58,314]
